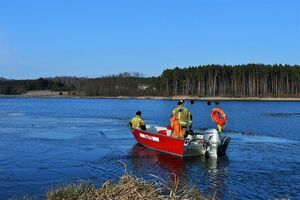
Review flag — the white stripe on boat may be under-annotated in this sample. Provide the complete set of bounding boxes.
[140,133,159,142]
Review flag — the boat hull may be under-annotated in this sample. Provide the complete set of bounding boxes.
[131,128,185,156]
[131,126,230,158]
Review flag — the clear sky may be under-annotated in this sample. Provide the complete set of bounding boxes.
[0,0,299,79]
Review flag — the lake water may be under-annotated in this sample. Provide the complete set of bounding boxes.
[0,98,299,199]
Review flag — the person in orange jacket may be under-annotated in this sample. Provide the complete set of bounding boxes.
[170,114,183,138]
[172,100,192,137]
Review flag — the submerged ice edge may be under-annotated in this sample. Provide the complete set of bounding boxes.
[226,132,299,143]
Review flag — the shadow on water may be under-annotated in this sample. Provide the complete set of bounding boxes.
[128,144,230,199]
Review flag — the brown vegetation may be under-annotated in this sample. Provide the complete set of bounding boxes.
[47,174,208,200]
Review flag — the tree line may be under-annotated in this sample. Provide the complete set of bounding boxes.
[1,64,300,97]
[0,78,73,95]
[157,64,300,97]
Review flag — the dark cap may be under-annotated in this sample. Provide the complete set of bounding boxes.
[177,100,184,105]
[136,111,142,115]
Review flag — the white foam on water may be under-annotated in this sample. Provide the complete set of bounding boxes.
[0,112,24,117]
[8,113,23,116]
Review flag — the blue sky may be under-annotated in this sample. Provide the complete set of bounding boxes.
[0,0,299,79]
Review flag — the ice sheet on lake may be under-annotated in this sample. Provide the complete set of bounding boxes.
[227,132,298,144]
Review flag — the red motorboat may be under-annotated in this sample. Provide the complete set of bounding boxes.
[130,125,230,158]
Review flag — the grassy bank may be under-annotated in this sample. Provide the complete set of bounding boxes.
[47,174,209,200]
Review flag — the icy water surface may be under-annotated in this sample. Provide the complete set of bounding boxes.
[0,98,299,199]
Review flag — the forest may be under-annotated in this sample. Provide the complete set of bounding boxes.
[1,64,300,97]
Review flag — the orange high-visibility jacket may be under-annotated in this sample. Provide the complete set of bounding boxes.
[170,115,182,138]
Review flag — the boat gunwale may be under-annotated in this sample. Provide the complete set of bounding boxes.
[131,127,185,141]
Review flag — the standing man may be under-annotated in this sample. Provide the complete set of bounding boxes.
[129,111,146,130]
[172,100,192,137]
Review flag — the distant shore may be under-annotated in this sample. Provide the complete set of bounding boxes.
[1,90,300,101]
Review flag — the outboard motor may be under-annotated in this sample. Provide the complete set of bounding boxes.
[203,129,220,158]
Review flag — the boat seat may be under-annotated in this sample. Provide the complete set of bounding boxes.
[157,130,167,135]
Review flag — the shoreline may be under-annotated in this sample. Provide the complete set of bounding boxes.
[0,90,300,101]
[1,95,300,101]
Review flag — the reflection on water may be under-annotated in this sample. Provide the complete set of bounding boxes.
[130,144,185,176]
[129,144,230,199]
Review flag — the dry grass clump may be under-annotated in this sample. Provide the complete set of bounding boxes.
[47,174,209,200]
[46,182,96,200]
[97,175,163,200]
